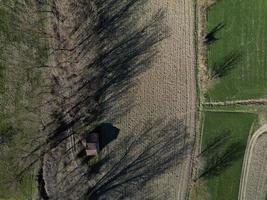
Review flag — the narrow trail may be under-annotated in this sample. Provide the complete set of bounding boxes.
[203,99,267,106]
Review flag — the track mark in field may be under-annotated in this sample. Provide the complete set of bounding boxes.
[203,99,267,106]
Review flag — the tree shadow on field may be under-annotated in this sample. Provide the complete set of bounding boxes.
[40,0,169,150]
[209,51,242,79]
[59,119,191,200]
[13,0,174,198]
[199,141,245,179]
[197,129,246,180]
[204,22,225,45]
[198,129,231,157]
[19,0,169,159]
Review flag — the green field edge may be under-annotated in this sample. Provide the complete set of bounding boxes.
[201,111,258,200]
[193,0,267,199]
[186,0,202,199]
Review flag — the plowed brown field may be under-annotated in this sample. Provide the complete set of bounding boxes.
[112,1,196,199]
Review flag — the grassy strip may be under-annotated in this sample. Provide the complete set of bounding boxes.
[201,111,257,200]
[205,0,267,101]
[0,1,47,199]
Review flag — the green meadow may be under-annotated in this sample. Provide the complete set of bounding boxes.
[201,111,257,200]
[200,1,267,199]
[206,0,267,101]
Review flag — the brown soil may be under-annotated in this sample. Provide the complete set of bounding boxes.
[111,1,197,199]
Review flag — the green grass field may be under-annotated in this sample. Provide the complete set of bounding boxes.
[201,111,257,200]
[200,1,267,199]
[205,0,267,101]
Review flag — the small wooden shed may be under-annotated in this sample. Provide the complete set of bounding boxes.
[81,132,99,157]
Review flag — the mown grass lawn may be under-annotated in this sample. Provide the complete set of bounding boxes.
[201,111,257,200]
[205,0,267,101]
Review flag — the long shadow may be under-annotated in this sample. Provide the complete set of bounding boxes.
[197,129,246,180]
[54,119,191,200]
[199,141,245,179]
[85,120,190,200]
[95,123,120,150]
[210,51,242,79]
[198,129,231,157]
[23,0,168,161]
[204,22,225,45]
[8,0,175,198]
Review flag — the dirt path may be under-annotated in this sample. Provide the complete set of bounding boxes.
[239,125,267,200]
[111,0,196,199]
[203,99,267,106]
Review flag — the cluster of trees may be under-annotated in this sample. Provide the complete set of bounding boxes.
[12,0,176,199]
[27,0,169,151]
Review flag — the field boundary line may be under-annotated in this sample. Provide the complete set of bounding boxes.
[202,109,256,113]
[203,99,267,106]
